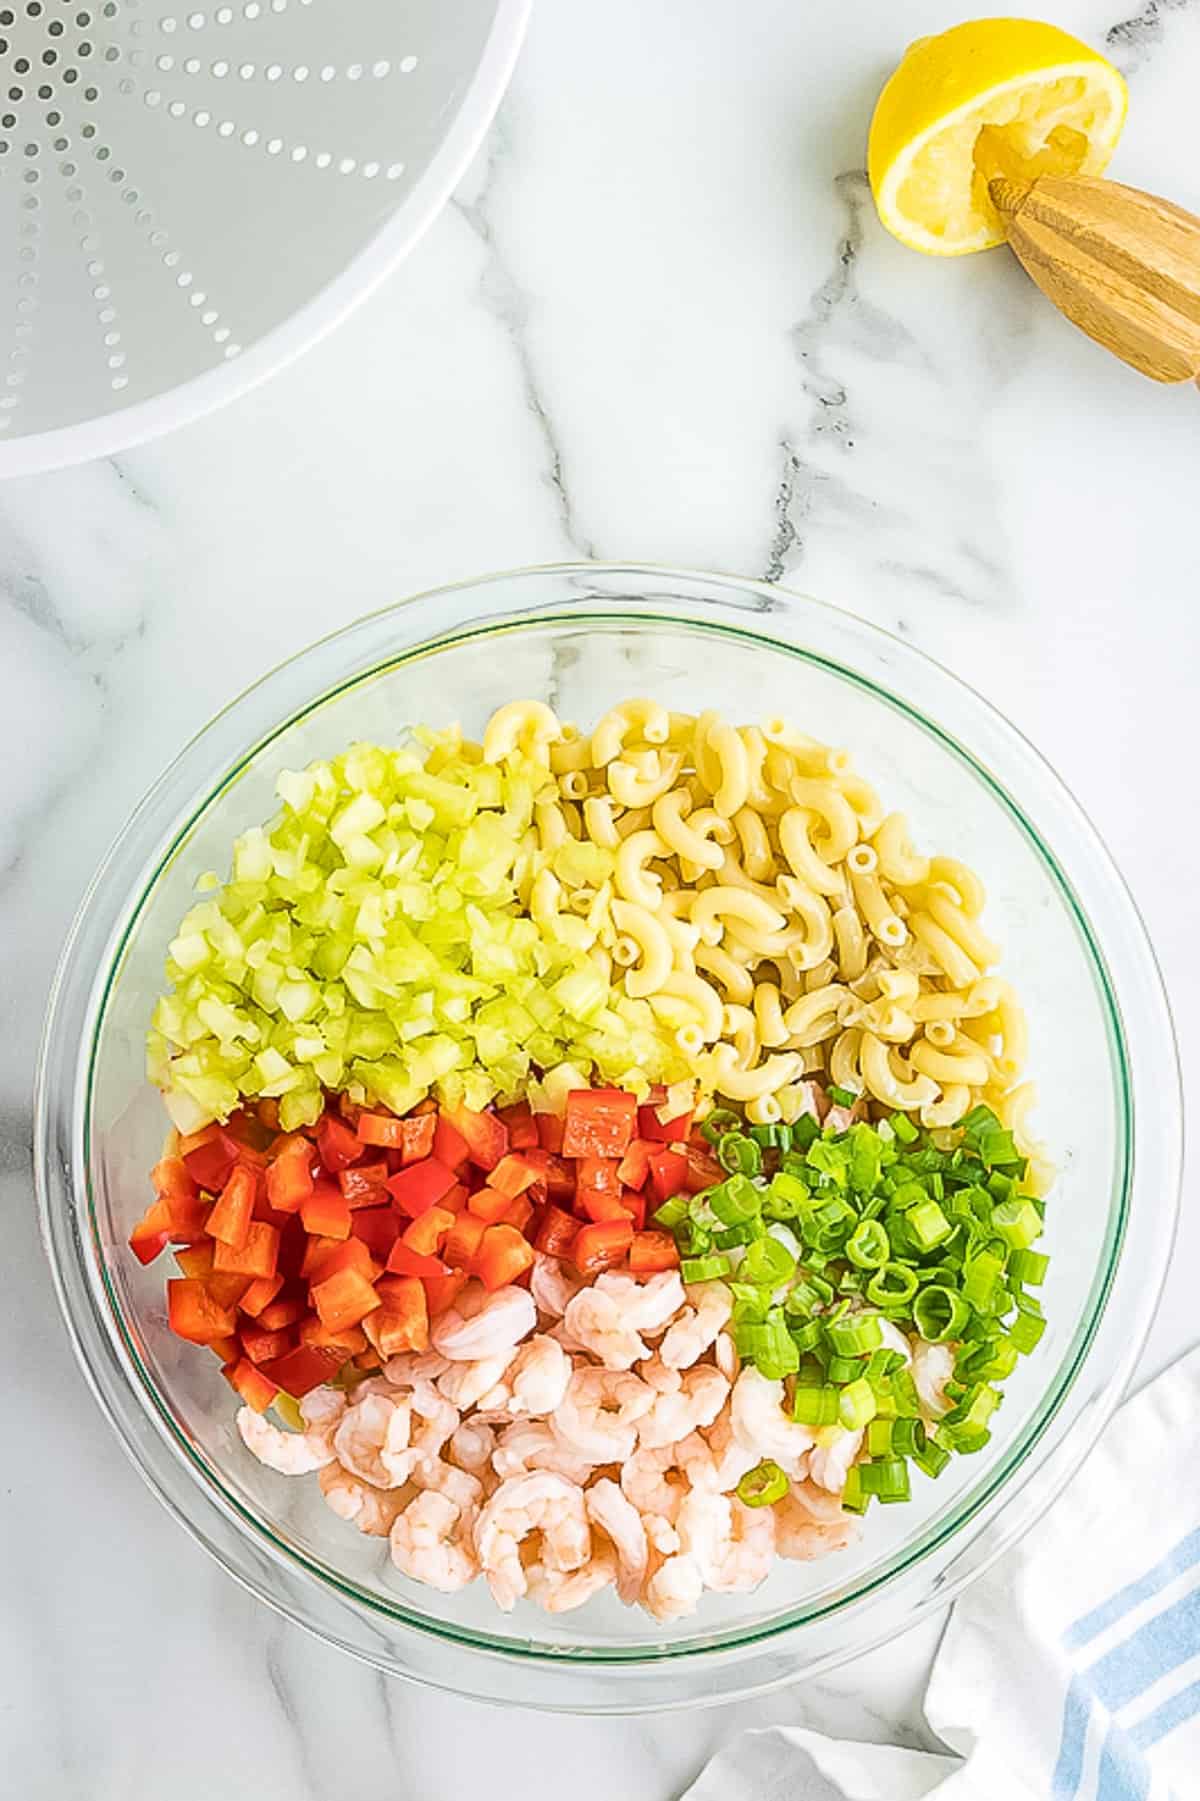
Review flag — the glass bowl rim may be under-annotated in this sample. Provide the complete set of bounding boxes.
[35,562,1183,1691]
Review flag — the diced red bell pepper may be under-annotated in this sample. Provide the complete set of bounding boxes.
[442,1182,471,1213]
[239,1322,295,1366]
[398,1112,438,1164]
[349,1205,401,1261]
[238,1272,285,1318]
[362,1276,428,1356]
[152,1155,197,1205]
[573,1218,634,1276]
[257,1295,308,1332]
[475,1223,536,1291]
[422,1269,469,1317]
[628,1230,680,1273]
[256,1098,281,1133]
[174,1240,215,1279]
[354,1348,384,1373]
[354,1111,408,1150]
[683,1142,724,1193]
[300,1233,343,1279]
[210,1334,242,1365]
[387,1157,458,1218]
[338,1160,390,1208]
[536,1111,566,1153]
[207,1164,256,1249]
[164,1186,211,1242]
[129,1199,172,1266]
[432,1113,471,1172]
[298,1316,369,1356]
[224,1356,279,1413]
[259,1342,345,1397]
[485,1152,544,1200]
[444,1212,488,1269]
[467,1184,519,1224]
[168,1277,239,1345]
[225,1109,273,1157]
[523,1149,576,1204]
[300,1180,352,1241]
[497,1099,539,1149]
[645,1146,688,1205]
[532,1204,579,1260]
[616,1138,653,1191]
[400,1205,455,1258]
[622,1189,647,1231]
[443,1103,509,1172]
[499,1196,534,1236]
[637,1094,695,1144]
[311,1266,383,1332]
[575,1156,622,1223]
[206,1271,252,1309]
[316,1111,363,1173]
[387,1243,449,1279]
[212,1221,279,1280]
[306,1236,380,1288]
[181,1126,241,1193]
[265,1136,315,1212]
[562,1088,637,1160]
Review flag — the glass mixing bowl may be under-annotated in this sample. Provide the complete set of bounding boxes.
[36,565,1181,1712]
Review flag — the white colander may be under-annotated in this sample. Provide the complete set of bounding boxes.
[0,0,529,474]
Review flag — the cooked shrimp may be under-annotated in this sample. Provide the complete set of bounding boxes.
[912,1338,956,1419]
[319,1462,410,1536]
[774,1490,861,1561]
[391,1490,479,1593]
[448,1419,496,1477]
[698,1411,760,1492]
[237,1387,346,1475]
[530,1252,585,1319]
[659,1281,733,1370]
[432,1282,536,1361]
[553,1366,656,1462]
[476,1334,571,1419]
[474,1472,590,1611]
[677,1488,774,1594]
[586,1478,648,1604]
[437,1348,519,1412]
[526,1545,617,1614]
[407,1377,460,1462]
[730,1366,816,1475]
[808,1426,864,1494]
[642,1551,703,1622]
[383,1349,451,1388]
[621,1444,686,1523]
[491,1419,596,1486]
[563,1270,686,1369]
[784,1477,849,1524]
[332,1391,417,1489]
[714,1329,740,1383]
[411,1455,484,1513]
[636,1361,728,1451]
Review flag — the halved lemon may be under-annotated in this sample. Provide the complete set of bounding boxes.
[868,17,1128,255]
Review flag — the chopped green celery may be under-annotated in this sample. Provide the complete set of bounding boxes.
[150,734,689,1127]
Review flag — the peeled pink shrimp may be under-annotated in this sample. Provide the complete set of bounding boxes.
[562,1270,685,1370]
[530,1252,585,1319]
[332,1391,417,1490]
[391,1489,479,1593]
[659,1281,733,1370]
[437,1348,520,1412]
[474,1472,590,1611]
[448,1419,496,1477]
[585,1478,649,1605]
[677,1488,775,1595]
[808,1427,864,1495]
[525,1544,618,1614]
[912,1338,956,1419]
[621,1443,686,1523]
[774,1489,861,1561]
[236,1387,345,1475]
[636,1361,729,1451]
[476,1334,571,1419]
[319,1462,411,1536]
[642,1551,703,1622]
[432,1282,536,1361]
[553,1366,656,1462]
[730,1366,815,1475]
[491,1419,595,1485]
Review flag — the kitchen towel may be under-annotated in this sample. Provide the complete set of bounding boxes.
[683,1341,1200,1801]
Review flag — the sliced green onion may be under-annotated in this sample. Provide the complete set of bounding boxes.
[1009,1309,1046,1354]
[709,1173,762,1226]
[742,1313,800,1378]
[859,1457,911,1503]
[889,1111,919,1144]
[991,1198,1042,1252]
[792,1384,841,1426]
[652,1195,689,1230]
[827,1084,858,1109]
[907,1198,952,1251]
[841,1466,870,1514]
[736,1460,790,1507]
[912,1284,971,1343]
[827,1353,868,1385]
[866,1418,895,1457]
[913,1439,951,1479]
[846,1219,890,1269]
[715,1221,763,1250]
[963,1250,1005,1313]
[788,1318,824,1354]
[701,1108,741,1144]
[825,1312,883,1357]
[1009,1248,1050,1286]
[741,1236,796,1289]
[866,1262,919,1308]
[680,1253,732,1283]
[839,1377,877,1430]
[717,1132,762,1177]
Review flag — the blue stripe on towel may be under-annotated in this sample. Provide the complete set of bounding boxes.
[1052,1677,1092,1800]
[1089,1586,1200,1715]
[1094,1721,1151,1801]
[1130,1677,1200,1751]
[1064,1530,1200,1652]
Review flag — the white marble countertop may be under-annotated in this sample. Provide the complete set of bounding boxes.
[4,0,1199,1794]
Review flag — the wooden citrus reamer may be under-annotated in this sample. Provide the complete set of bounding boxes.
[986,167,1200,383]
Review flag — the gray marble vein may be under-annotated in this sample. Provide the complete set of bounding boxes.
[1106,0,1198,72]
